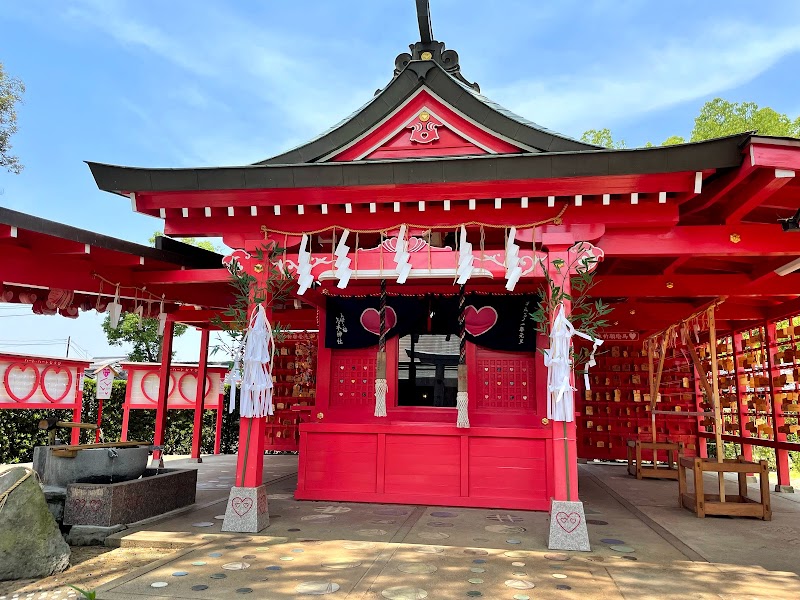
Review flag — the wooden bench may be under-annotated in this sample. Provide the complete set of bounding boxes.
[678,456,771,520]
[626,439,683,480]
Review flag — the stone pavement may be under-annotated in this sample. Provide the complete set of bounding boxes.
[3,455,800,599]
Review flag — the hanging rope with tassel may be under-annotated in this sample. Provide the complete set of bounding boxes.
[375,278,388,417]
[456,284,470,428]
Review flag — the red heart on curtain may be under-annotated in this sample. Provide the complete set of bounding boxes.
[360,307,397,335]
[464,305,498,336]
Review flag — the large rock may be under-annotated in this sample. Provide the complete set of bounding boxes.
[0,467,71,581]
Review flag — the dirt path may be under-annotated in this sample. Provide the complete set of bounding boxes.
[0,546,177,597]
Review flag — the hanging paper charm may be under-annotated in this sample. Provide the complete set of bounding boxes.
[297,234,314,294]
[456,226,475,285]
[544,303,602,422]
[394,225,412,283]
[334,229,353,289]
[108,285,123,329]
[505,227,522,291]
[239,304,275,418]
[157,297,167,336]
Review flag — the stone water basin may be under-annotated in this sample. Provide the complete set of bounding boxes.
[33,445,150,489]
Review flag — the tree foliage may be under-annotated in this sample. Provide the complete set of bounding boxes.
[581,98,800,148]
[102,313,188,362]
[150,231,220,253]
[0,62,25,174]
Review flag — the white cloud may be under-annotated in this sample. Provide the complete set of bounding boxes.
[490,22,800,137]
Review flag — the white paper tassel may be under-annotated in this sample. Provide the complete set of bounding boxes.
[239,304,275,418]
[334,229,353,289]
[456,225,474,285]
[456,391,470,428]
[394,225,412,283]
[108,285,122,329]
[297,234,314,294]
[229,347,243,414]
[374,378,388,417]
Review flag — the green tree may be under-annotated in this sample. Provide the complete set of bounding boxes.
[690,98,800,141]
[150,231,220,253]
[580,128,626,149]
[661,135,686,146]
[0,62,25,174]
[102,313,188,362]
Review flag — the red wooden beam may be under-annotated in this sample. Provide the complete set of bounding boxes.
[681,162,756,216]
[722,169,795,224]
[598,224,800,257]
[137,171,699,211]
[592,274,800,297]
[138,269,229,285]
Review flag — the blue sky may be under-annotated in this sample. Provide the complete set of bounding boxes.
[2,0,800,359]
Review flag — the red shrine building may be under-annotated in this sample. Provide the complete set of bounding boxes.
[83,2,800,516]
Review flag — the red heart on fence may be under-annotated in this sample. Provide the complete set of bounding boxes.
[464,305,498,336]
[360,307,397,336]
[41,365,73,403]
[3,363,40,402]
[177,373,212,404]
[232,496,253,516]
[555,511,581,533]
[140,372,176,403]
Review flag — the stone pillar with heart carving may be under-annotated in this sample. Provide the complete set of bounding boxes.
[543,244,591,551]
[222,484,269,533]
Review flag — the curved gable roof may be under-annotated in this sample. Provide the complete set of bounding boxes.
[257,61,600,166]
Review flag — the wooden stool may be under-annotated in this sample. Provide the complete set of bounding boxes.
[678,456,771,520]
[626,439,683,480]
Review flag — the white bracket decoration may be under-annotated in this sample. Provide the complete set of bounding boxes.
[297,234,314,295]
[505,227,522,291]
[456,225,474,285]
[394,224,412,283]
[157,297,167,336]
[334,229,353,289]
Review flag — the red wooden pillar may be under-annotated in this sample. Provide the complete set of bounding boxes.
[731,330,753,462]
[191,328,211,461]
[72,369,83,444]
[153,319,175,462]
[546,246,579,502]
[214,401,223,455]
[234,303,270,488]
[764,320,791,489]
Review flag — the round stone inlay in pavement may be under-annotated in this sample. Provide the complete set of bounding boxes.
[513,595,531,600]
[505,580,535,590]
[322,561,362,570]
[236,588,253,594]
[512,562,525,567]
[464,549,489,556]
[150,582,168,588]
[191,561,207,566]
[427,521,454,527]
[556,585,572,590]
[506,538,522,544]
[552,573,568,579]
[398,562,437,574]
[210,573,227,579]
[468,578,484,584]
[609,545,635,553]
[485,525,526,534]
[288,528,301,532]
[470,567,485,573]
[208,552,223,558]
[587,519,608,525]
[223,562,250,570]
[344,542,374,550]
[315,506,351,513]
[172,571,188,577]
[296,581,341,595]
[503,551,525,558]
[381,586,428,599]
[417,531,449,540]
[544,553,570,561]
[466,592,482,597]
[415,546,444,554]
[191,585,209,591]
[279,556,294,561]
[513,572,527,577]
[224,545,237,549]
[192,522,215,527]
[265,566,282,571]
[358,529,388,536]
[600,538,625,545]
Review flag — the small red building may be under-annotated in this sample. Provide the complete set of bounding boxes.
[87,4,800,511]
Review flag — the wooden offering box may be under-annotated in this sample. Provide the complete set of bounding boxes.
[626,439,683,480]
[678,456,771,520]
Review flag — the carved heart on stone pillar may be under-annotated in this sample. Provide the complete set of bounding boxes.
[555,511,581,533]
[232,497,253,516]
